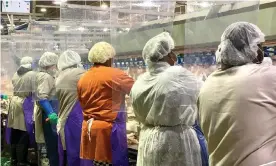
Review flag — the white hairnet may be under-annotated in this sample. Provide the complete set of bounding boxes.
[20,56,33,69]
[216,22,265,67]
[58,50,82,70]
[88,42,115,63]
[38,52,59,68]
[142,32,175,64]
[261,57,272,66]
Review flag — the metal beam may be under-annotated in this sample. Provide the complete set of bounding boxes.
[61,4,109,11]
[36,20,130,28]
[113,8,174,17]
[36,5,61,8]
[0,12,44,16]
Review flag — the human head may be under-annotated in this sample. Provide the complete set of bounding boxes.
[20,56,33,69]
[38,52,59,75]
[216,22,265,69]
[142,32,176,67]
[58,50,83,71]
[88,42,115,67]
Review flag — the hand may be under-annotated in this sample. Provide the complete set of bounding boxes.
[47,113,58,124]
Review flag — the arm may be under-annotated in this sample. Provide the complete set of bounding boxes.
[37,73,58,124]
[117,71,135,95]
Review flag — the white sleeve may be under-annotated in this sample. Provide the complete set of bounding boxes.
[36,73,55,100]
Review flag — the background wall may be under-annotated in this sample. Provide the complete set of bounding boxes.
[110,1,276,55]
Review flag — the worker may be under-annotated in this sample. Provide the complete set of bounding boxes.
[35,52,59,166]
[55,50,85,166]
[198,22,276,166]
[130,32,208,166]
[77,42,134,166]
[6,56,36,166]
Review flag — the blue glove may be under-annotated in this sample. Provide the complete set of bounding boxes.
[39,99,58,124]
[39,99,54,116]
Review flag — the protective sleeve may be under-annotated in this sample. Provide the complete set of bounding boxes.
[115,70,135,95]
[36,73,55,100]
[38,99,54,116]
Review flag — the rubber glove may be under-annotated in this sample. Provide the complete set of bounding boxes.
[1,94,8,100]
[38,99,58,124]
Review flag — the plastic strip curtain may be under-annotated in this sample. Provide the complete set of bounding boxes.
[59,1,112,70]
[184,1,260,81]
[110,0,176,77]
[109,0,176,161]
[28,21,59,101]
[1,36,15,96]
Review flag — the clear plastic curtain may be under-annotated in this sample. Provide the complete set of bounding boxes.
[110,0,176,76]
[59,1,112,70]
[1,36,15,96]
[184,1,260,81]
[109,0,176,152]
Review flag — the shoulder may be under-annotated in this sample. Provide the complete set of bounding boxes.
[110,67,127,75]
[37,72,54,82]
[62,68,85,77]
[25,71,37,77]
[162,66,198,82]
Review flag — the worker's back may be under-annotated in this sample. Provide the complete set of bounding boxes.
[198,64,276,166]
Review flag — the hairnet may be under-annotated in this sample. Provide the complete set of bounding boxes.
[142,32,175,64]
[216,22,265,67]
[88,42,115,63]
[38,52,59,68]
[58,50,82,70]
[261,57,272,66]
[20,56,33,69]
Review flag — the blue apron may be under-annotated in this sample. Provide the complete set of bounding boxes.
[193,121,209,166]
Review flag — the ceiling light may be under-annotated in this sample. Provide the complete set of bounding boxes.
[103,28,108,32]
[0,25,3,30]
[125,28,130,31]
[119,31,122,33]
[98,20,102,23]
[136,1,160,7]
[101,3,108,9]
[40,8,47,12]
[53,0,67,5]
[59,26,68,32]
[199,2,211,8]
[143,1,154,7]
[77,27,85,31]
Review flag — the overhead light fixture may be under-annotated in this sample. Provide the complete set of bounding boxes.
[98,20,102,23]
[103,28,108,32]
[101,3,108,9]
[136,1,159,7]
[40,8,47,12]
[125,28,130,31]
[59,25,68,32]
[143,1,154,7]
[53,0,67,5]
[77,27,85,31]
[199,2,211,8]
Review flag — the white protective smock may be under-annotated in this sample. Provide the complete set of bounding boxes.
[34,71,56,143]
[55,67,85,149]
[130,62,203,166]
[8,69,36,131]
